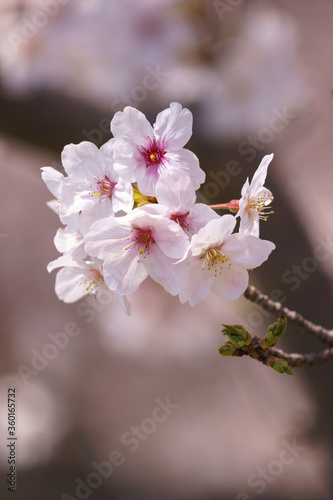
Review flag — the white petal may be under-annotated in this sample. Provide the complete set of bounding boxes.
[112,293,132,315]
[154,102,193,150]
[102,251,148,294]
[137,163,162,196]
[210,265,249,300]
[152,218,189,259]
[61,142,104,179]
[54,228,86,259]
[222,234,275,269]
[47,199,60,214]
[84,219,131,261]
[54,267,89,303]
[112,180,134,214]
[61,178,97,213]
[41,167,64,198]
[113,138,146,183]
[179,263,214,306]
[111,106,154,145]
[59,212,80,236]
[100,138,114,156]
[237,178,250,217]
[155,169,196,212]
[186,204,220,234]
[47,255,87,273]
[78,200,115,235]
[134,203,168,218]
[250,186,273,206]
[239,210,259,237]
[164,149,205,189]
[189,215,237,258]
[250,153,274,195]
[145,246,185,296]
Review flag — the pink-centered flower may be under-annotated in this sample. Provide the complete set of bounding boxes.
[42,140,133,235]
[155,169,219,235]
[237,153,274,237]
[178,214,275,306]
[109,102,205,196]
[83,205,189,296]
[47,254,131,314]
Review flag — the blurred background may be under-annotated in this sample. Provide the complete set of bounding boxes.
[1,0,333,498]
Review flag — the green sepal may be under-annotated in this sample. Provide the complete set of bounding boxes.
[221,324,252,347]
[261,317,287,349]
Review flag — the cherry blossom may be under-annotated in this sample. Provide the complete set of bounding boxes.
[83,205,189,296]
[178,214,275,306]
[42,103,278,313]
[237,153,274,237]
[42,141,133,235]
[155,169,219,235]
[47,254,131,314]
[109,102,205,196]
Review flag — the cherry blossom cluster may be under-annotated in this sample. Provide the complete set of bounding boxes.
[42,102,275,314]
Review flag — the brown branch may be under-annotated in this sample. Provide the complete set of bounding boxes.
[268,346,333,367]
[244,285,333,346]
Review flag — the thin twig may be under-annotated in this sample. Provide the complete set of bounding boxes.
[268,346,333,367]
[244,285,333,346]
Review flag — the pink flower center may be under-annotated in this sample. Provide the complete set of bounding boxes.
[138,137,165,168]
[93,175,116,199]
[128,227,155,256]
[170,212,190,231]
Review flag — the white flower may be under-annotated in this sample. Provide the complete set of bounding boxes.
[155,169,219,235]
[42,141,134,235]
[109,102,205,196]
[83,205,189,296]
[47,255,131,314]
[178,214,275,306]
[237,153,274,237]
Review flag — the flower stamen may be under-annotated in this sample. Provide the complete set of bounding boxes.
[138,137,165,168]
[248,193,274,222]
[79,267,103,295]
[126,227,154,258]
[201,247,231,277]
[93,175,116,200]
[170,212,190,231]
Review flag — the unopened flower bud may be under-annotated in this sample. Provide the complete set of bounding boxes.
[261,317,287,349]
[218,341,238,356]
[266,356,293,375]
[221,324,252,347]
[228,199,240,213]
